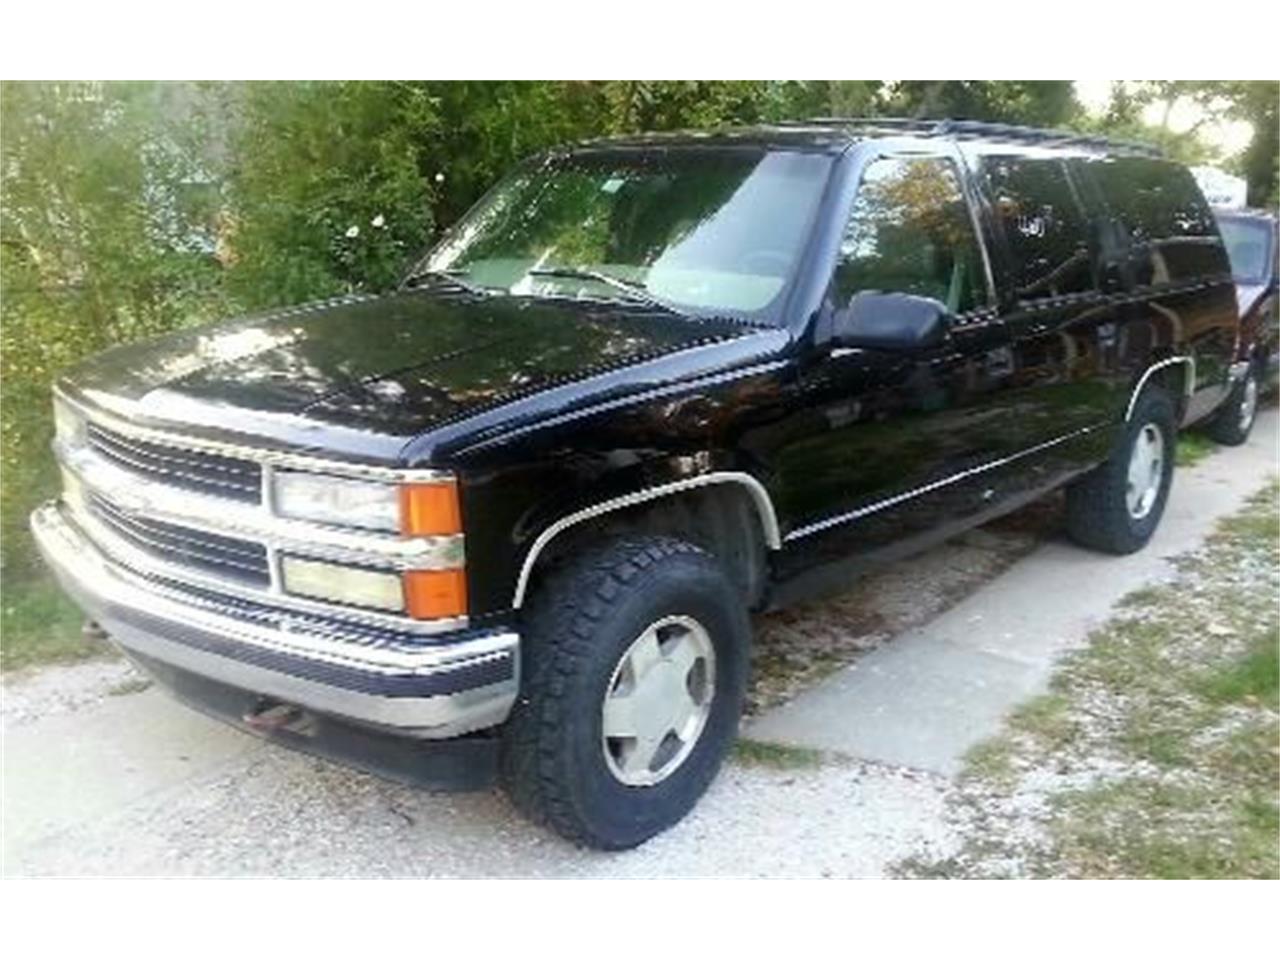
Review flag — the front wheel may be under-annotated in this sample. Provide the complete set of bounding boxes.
[500,536,750,850]
[1065,386,1177,555]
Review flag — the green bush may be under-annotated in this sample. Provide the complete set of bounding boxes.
[225,82,441,307]
[2,82,231,580]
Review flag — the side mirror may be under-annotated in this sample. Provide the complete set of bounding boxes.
[833,291,951,352]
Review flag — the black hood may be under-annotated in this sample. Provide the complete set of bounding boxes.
[62,290,776,462]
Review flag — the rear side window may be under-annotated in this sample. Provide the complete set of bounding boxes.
[978,155,1094,301]
[1088,157,1227,285]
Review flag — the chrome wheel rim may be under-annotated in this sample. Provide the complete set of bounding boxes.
[601,615,716,787]
[1126,423,1165,520]
[1239,374,1258,433]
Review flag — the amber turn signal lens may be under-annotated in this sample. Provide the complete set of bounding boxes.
[403,568,468,619]
[399,482,462,536]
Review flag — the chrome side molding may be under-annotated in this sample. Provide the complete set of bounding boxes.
[785,424,1099,542]
[511,471,781,609]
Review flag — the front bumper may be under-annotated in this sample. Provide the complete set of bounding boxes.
[31,500,519,740]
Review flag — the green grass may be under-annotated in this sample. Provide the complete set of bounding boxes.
[0,572,106,671]
[732,738,828,770]
[1051,777,1279,879]
[905,480,1280,879]
[1199,636,1280,708]
[1008,693,1076,746]
[1175,430,1219,467]
[962,735,1019,785]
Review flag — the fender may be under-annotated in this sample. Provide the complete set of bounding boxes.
[1126,355,1195,421]
[510,471,781,609]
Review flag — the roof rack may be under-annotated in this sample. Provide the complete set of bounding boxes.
[775,117,1164,158]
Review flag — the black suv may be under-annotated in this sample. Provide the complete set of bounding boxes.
[34,119,1263,849]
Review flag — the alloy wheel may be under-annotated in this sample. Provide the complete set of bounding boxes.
[1125,422,1165,520]
[601,615,716,787]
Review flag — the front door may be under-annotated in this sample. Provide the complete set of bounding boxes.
[772,150,1020,576]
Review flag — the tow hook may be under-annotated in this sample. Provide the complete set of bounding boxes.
[242,699,306,732]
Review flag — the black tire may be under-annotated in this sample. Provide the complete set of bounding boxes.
[500,535,750,850]
[1065,386,1177,555]
[1206,363,1259,446]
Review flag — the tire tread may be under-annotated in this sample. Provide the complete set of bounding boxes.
[500,536,716,849]
[1065,387,1175,555]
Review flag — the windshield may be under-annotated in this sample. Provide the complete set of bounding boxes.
[415,148,834,320]
[1217,215,1275,283]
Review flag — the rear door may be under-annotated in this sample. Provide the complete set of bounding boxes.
[1079,155,1237,423]
[962,145,1127,475]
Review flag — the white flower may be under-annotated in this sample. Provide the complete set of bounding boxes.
[345,225,360,239]
[371,214,385,228]
[434,172,445,183]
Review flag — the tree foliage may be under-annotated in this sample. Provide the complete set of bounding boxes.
[1,81,230,574]
[225,81,442,307]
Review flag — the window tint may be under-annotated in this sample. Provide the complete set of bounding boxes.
[979,155,1093,300]
[1088,157,1228,285]
[834,156,985,314]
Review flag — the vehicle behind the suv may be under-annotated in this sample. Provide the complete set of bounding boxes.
[33,119,1260,849]
[1215,207,1279,392]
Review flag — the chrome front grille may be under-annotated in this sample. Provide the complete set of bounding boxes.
[89,493,271,587]
[87,422,262,503]
[53,389,467,637]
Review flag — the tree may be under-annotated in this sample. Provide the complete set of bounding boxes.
[1,80,228,575]
[1098,81,1279,203]
[883,81,1081,126]
[223,81,441,308]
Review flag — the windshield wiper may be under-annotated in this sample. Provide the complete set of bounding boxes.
[526,266,684,315]
[402,268,492,297]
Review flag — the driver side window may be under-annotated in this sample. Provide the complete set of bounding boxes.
[834,156,985,314]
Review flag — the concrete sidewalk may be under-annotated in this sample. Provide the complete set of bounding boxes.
[747,410,1279,773]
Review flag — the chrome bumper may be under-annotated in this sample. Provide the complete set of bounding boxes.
[31,500,519,738]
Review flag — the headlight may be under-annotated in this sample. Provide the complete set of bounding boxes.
[53,396,85,448]
[272,470,462,536]
[274,471,466,619]
[273,471,400,532]
[280,555,405,612]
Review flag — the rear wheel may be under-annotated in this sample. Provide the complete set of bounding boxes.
[1065,386,1177,555]
[1207,364,1259,446]
[500,535,750,850]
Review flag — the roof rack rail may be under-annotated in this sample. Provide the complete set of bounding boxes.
[775,117,943,133]
[934,119,1164,157]
[775,116,1163,157]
